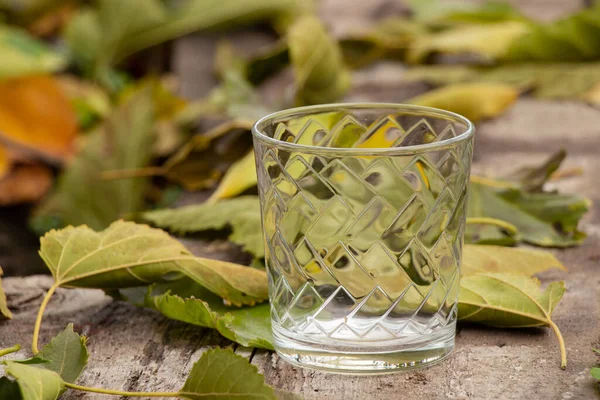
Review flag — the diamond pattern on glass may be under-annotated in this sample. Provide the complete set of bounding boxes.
[257,113,471,342]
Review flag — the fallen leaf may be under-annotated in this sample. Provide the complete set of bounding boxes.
[407,21,529,63]
[209,151,257,201]
[504,149,566,192]
[31,87,155,232]
[180,348,276,400]
[244,40,290,85]
[504,6,600,62]
[0,164,52,206]
[210,41,272,121]
[64,0,301,81]
[462,244,566,277]
[28,324,88,384]
[0,266,11,319]
[142,196,264,257]
[63,0,166,81]
[499,189,589,240]
[408,83,519,122]
[3,361,65,400]
[39,220,268,306]
[121,77,189,156]
[407,0,526,24]
[468,181,588,247]
[118,0,303,60]
[121,278,272,349]
[158,120,254,191]
[0,75,78,162]
[404,63,600,100]
[340,18,426,68]
[458,273,566,368]
[100,121,255,191]
[288,15,351,105]
[0,26,66,80]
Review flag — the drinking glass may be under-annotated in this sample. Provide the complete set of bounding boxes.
[252,104,474,373]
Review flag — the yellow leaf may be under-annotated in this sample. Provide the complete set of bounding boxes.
[408,83,519,122]
[0,75,79,162]
[209,150,257,201]
[408,21,529,63]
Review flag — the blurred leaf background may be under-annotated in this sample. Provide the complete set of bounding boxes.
[0,0,595,275]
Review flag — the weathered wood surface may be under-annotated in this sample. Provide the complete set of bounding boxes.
[2,1,600,399]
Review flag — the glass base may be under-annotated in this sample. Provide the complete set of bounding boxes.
[273,324,455,374]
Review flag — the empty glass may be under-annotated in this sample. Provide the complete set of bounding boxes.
[252,104,474,373]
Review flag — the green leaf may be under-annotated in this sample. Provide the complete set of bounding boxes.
[458,274,565,327]
[118,0,304,62]
[3,361,65,400]
[504,6,600,62]
[498,190,590,239]
[64,0,165,80]
[408,0,526,24]
[142,196,264,258]
[404,63,600,100]
[38,220,268,306]
[0,25,66,80]
[407,21,529,63]
[31,87,156,232]
[157,120,254,191]
[591,367,600,381]
[65,0,302,80]
[122,278,272,349]
[408,83,519,122]
[503,149,566,192]
[244,41,290,85]
[180,348,276,400]
[339,18,426,68]
[458,273,566,367]
[288,16,350,105]
[462,244,566,277]
[0,266,11,319]
[33,324,88,383]
[0,377,21,399]
[458,274,565,328]
[468,181,588,247]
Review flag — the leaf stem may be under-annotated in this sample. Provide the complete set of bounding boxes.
[0,344,21,358]
[31,283,59,355]
[64,382,181,398]
[466,217,519,236]
[548,319,567,369]
[549,167,584,181]
[470,175,516,189]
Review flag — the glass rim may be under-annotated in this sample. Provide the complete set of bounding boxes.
[252,103,475,156]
